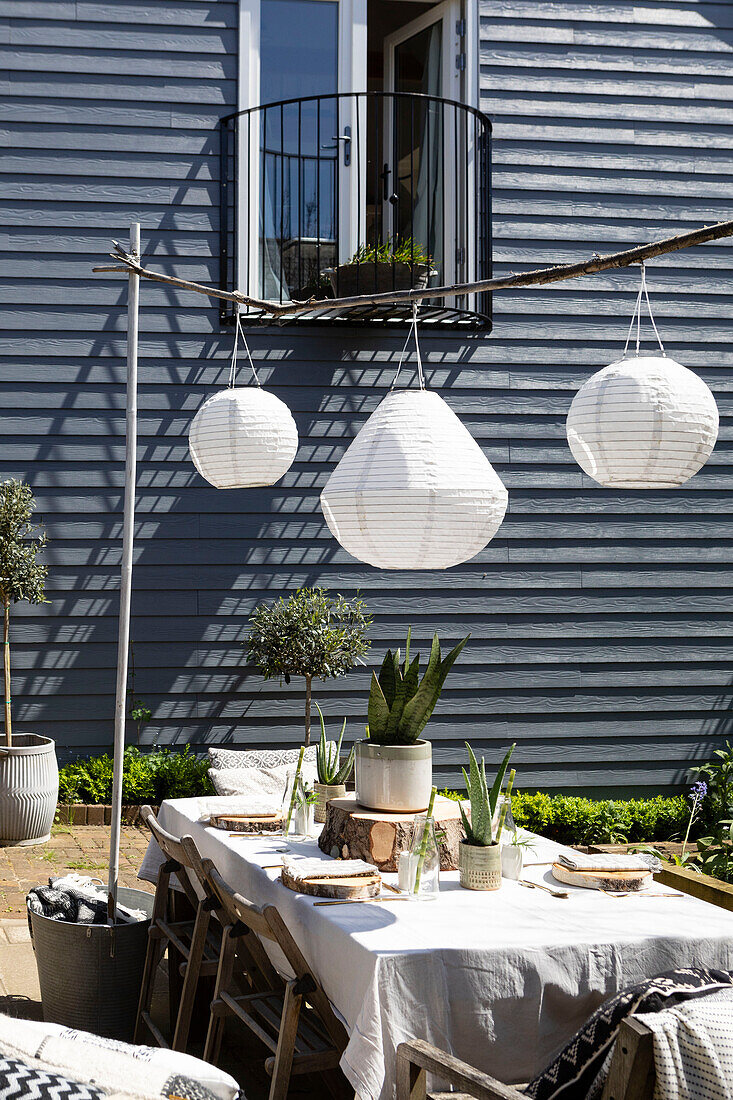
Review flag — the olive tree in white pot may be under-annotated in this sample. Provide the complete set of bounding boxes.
[357,629,469,812]
[0,480,58,846]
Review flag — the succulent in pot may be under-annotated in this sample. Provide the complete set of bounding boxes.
[356,629,470,812]
[458,741,515,891]
[314,703,355,823]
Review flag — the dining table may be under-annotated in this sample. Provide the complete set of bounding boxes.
[138,797,733,1100]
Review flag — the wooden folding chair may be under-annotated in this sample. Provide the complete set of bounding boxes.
[190,851,351,1100]
[396,1016,656,1100]
[134,806,221,1052]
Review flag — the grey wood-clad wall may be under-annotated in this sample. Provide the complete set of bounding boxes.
[1,0,732,790]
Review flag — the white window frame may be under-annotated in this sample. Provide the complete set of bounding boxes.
[236,0,476,301]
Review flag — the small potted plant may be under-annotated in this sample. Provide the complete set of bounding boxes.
[458,742,515,891]
[248,587,371,747]
[0,481,58,846]
[358,629,469,812]
[325,238,436,297]
[314,703,354,823]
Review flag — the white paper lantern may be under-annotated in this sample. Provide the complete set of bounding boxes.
[320,389,508,569]
[189,387,298,489]
[566,354,718,488]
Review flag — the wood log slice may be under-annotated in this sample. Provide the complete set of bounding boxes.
[317,796,464,872]
[210,813,282,833]
[280,866,381,899]
[551,862,652,892]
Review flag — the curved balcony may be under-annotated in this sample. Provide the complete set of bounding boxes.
[219,91,492,330]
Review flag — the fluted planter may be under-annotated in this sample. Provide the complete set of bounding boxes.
[0,734,58,846]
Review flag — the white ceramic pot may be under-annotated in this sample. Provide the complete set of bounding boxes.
[459,841,502,891]
[501,842,524,881]
[314,782,346,824]
[0,734,58,846]
[355,740,432,812]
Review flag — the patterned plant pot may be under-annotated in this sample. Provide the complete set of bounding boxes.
[314,782,347,824]
[459,841,502,891]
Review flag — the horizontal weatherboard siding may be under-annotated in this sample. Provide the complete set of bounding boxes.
[1,0,732,788]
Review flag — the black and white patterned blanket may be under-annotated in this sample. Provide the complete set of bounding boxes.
[524,967,733,1100]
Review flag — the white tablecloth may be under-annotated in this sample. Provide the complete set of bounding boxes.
[139,798,733,1100]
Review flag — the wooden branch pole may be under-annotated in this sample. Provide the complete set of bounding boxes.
[107,222,140,924]
[92,218,733,319]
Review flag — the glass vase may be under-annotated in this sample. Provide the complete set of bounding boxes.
[403,814,440,900]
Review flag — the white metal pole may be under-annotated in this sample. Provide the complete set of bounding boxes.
[107,222,140,922]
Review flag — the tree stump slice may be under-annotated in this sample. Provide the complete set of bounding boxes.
[210,813,282,833]
[317,796,464,872]
[280,867,381,899]
[551,863,652,892]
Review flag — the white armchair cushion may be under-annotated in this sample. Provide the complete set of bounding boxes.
[0,1014,240,1100]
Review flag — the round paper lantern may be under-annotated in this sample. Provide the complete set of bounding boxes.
[189,387,298,489]
[320,389,508,569]
[566,354,719,488]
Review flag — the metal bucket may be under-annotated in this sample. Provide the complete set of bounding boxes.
[30,887,154,1041]
[0,734,58,846]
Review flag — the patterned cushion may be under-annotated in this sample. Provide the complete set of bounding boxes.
[208,745,320,771]
[0,1055,104,1100]
[524,967,733,1100]
[636,986,733,1100]
[210,761,318,802]
[0,1015,239,1100]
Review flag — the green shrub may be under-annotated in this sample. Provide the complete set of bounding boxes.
[440,788,691,845]
[58,746,214,805]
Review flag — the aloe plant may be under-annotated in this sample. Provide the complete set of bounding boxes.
[459,742,516,847]
[315,702,355,785]
[366,629,469,746]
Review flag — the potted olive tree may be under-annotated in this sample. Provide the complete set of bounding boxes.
[359,629,469,812]
[0,481,58,846]
[458,742,515,891]
[247,587,371,747]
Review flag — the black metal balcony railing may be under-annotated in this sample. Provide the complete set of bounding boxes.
[219,91,492,329]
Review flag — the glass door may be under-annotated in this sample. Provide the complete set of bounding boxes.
[383,1,461,288]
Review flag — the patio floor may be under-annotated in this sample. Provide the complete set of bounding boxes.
[0,824,152,918]
[0,825,328,1099]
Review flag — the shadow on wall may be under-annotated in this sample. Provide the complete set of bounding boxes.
[10,139,475,764]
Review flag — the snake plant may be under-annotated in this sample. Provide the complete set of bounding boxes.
[366,629,470,746]
[315,702,355,785]
[459,742,516,847]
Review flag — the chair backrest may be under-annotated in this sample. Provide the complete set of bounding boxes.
[140,805,201,910]
[187,850,348,1050]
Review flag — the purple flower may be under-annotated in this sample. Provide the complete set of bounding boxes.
[689,780,708,802]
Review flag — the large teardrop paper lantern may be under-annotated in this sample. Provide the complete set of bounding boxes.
[189,387,298,489]
[566,354,718,488]
[320,389,508,569]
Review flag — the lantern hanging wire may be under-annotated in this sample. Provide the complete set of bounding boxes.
[391,303,426,391]
[228,306,261,387]
[623,263,666,359]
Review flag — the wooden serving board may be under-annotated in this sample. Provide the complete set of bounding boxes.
[318,796,463,872]
[210,813,282,833]
[552,862,652,892]
[280,866,381,899]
